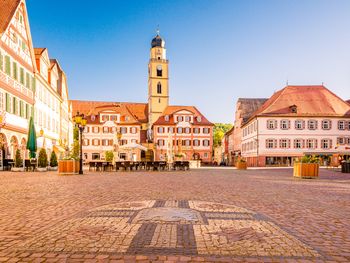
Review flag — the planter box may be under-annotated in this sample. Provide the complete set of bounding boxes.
[49,166,58,171]
[189,160,201,169]
[236,162,247,170]
[341,162,350,173]
[58,160,79,175]
[11,167,24,172]
[293,163,319,178]
[37,167,47,172]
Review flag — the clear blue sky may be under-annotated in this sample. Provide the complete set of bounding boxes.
[26,0,350,123]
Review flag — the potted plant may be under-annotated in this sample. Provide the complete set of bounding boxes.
[11,149,24,172]
[341,159,350,173]
[58,128,80,175]
[37,148,48,172]
[49,151,58,171]
[236,158,247,170]
[293,155,319,178]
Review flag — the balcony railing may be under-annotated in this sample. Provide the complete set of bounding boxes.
[0,70,33,98]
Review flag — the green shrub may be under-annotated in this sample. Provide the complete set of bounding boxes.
[50,151,58,167]
[296,155,319,164]
[38,148,48,168]
[14,149,23,167]
[105,150,114,162]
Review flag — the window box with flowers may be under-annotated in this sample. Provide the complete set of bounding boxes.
[293,156,319,179]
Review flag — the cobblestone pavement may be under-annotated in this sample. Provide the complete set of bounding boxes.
[0,168,349,262]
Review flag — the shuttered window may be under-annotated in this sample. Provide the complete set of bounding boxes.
[20,68,24,84]
[31,77,36,92]
[26,104,29,119]
[12,62,18,80]
[20,101,24,118]
[12,97,17,115]
[25,72,30,88]
[5,56,11,75]
[5,93,11,112]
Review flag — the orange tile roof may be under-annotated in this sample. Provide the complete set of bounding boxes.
[153,105,213,126]
[0,0,20,34]
[247,85,350,122]
[34,47,46,55]
[70,100,148,123]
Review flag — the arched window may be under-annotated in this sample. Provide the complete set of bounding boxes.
[157,82,162,94]
[157,65,162,76]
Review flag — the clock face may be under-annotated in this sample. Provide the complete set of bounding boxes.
[157,65,162,71]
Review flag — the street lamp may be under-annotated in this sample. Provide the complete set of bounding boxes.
[73,111,87,174]
[114,131,122,161]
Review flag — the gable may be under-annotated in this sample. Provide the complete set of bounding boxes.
[174,110,194,115]
[0,0,36,71]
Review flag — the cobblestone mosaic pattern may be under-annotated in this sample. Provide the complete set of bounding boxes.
[18,199,318,259]
[0,169,349,262]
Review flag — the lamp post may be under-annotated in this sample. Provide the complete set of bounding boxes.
[73,112,87,174]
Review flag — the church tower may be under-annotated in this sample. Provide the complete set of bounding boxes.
[148,32,169,129]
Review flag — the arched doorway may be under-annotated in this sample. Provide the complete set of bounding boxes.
[0,133,8,160]
[20,138,27,159]
[10,136,18,159]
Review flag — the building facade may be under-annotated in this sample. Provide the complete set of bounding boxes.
[0,0,73,162]
[153,106,213,163]
[71,33,213,163]
[0,0,35,160]
[241,85,350,166]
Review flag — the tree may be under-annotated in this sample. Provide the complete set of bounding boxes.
[14,149,23,168]
[213,123,233,148]
[105,150,114,162]
[50,151,58,167]
[38,148,48,168]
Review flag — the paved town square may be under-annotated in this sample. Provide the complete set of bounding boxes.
[0,168,349,262]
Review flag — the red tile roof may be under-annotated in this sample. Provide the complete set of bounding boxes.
[70,100,148,123]
[0,0,20,34]
[247,85,350,122]
[153,105,213,126]
[346,99,350,105]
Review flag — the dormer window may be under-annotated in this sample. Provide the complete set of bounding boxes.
[164,115,169,121]
[91,115,96,121]
[290,105,298,113]
[177,116,183,122]
[185,116,190,122]
[197,116,202,122]
[125,116,130,122]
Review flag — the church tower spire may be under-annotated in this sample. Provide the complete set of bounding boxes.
[148,31,169,129]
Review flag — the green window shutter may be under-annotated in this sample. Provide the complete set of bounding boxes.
[20,101,24,117]
[26,104,29,119]
[5,56,11,75]
[20,68,24,84]
[6,93,10,112]
[12,62,17,80]
[12,97,16,114]
[26,72,30,88]
[32,76,36,92]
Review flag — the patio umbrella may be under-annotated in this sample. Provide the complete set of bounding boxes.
[26,116,37,158]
